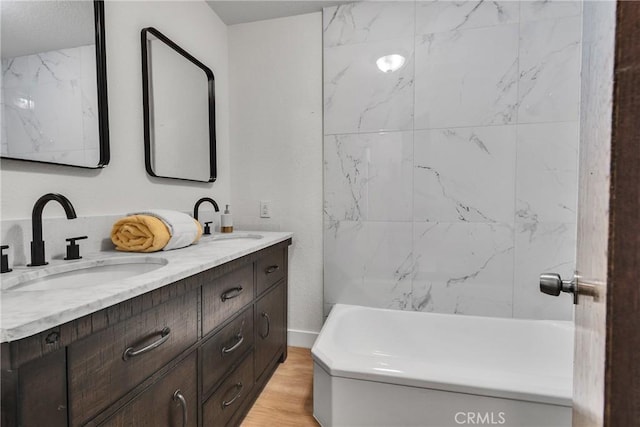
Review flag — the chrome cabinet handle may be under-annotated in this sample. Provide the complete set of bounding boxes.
[259,312,270,339]
[173,389,187,427]
[122,327,171,360]
[221,286,243,301]
[264,265,279,274]
[221,382,243,408]
[221,333,244,355]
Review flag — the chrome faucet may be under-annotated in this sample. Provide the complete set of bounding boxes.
[29,193,77,267]
[193,197,219,235]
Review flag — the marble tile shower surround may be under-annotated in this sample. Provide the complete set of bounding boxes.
[1,45,100,165]
[323,0,581,320]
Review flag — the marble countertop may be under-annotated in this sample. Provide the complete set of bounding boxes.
[0,231,293,343]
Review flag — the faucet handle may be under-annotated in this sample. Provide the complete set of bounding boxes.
[1,245,12,273]
[65,236,88,261]
[204,222,213,235]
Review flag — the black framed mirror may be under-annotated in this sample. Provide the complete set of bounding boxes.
[0,0,109,168]
[141,27,216,183]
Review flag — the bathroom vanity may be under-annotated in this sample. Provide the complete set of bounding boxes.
[0,233,292,426]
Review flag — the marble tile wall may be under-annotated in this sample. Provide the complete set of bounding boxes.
[323,0,582,320]
[1,45,100,165]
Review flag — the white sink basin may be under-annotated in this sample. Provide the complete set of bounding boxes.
[3,257,168,292]
[205,233,263,242]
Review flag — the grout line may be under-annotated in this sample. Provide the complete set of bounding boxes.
[325,118,581,138]
[321,6,327,327]
[511,0,523,319]
[410,0,417,310]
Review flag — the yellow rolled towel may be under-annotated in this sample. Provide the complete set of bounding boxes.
[111,215,172,252]
[112,210,204,253]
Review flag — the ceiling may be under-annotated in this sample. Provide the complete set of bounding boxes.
[206,0,352,25]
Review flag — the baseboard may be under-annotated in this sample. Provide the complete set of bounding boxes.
[287,328,319,349]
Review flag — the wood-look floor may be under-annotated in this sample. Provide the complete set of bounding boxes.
[242,347,319,427]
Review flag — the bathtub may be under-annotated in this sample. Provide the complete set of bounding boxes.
[311,304,573,427]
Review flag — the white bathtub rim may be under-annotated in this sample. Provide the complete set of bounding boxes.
[312,304,573,408]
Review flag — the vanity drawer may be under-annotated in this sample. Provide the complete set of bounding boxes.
[67,290,198,426]
[202,306,254,394]
[202,264,254,335]
[256,248,285,296]
[100,352,197,427]
[202,351,254,427]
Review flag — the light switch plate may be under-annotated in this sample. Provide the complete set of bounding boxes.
[260,200,271,218]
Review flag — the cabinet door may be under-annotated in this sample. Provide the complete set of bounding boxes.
[17,349,67,427]
[202,351,254,427]
[68,290,198,426]
[254,281,286,380]
[100,352,197,427]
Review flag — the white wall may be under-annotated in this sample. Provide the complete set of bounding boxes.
[229,13,324,341]
[1,1,229,220]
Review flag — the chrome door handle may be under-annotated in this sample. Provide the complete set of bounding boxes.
[173,389,187,427]
[221,382,243,408]
[264,265,279,274]
[221,333,244,355]
[221,286,243,301]
[540,273,577,304]
[259,312,271,339]
[122,327,171,360]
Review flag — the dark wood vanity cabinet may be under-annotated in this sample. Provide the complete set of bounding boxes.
[1,239,291,427]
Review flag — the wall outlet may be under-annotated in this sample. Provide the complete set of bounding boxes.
[260,200,272,218]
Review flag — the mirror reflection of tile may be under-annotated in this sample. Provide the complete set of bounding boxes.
[1,46,100,166]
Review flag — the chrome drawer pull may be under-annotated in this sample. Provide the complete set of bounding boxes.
[222,382,243,408]
[173,389,188,427]
[122,327,171,361]
[221,333,244,355]
[259,312,270,339]
[221,286,243,301]
[264,265,279,274]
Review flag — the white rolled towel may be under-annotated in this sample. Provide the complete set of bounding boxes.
[130,209,202,251]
